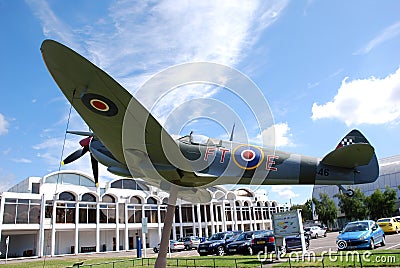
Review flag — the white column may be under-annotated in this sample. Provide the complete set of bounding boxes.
[124,203,129,251]
[51,200,57,256]
[157,204,162,242]
[252,206,257,231]
[96,203,100,252]
[115,203,120,252]
[191,205,196,236]
[38,194,45,257]
[75,201,79,254]
[232,202,238,231]
[203,205,208,238]
[172,207,177,240]
[178,204,183,237]
[221,202,226,232]
[209,202,215,234]
[239,205,244,231]
[196,204,202,237]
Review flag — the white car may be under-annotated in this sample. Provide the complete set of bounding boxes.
[153,240,185,253]
[305,226,327,239]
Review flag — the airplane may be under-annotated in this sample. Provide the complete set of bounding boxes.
[41,39,379,202]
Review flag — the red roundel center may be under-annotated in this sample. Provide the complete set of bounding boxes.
[90,99,109,111]
[242,150,255,161]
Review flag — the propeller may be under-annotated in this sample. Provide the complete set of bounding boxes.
[62,136,99,187]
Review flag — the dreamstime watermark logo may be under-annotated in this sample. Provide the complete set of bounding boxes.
[257,247,397,264]
[122,62,276,204]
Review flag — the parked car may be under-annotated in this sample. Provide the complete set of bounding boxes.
[248,230,276,254]
[284,234,310,252]
[153,240,185,253]
[197,231,237,256]
[183,236,201,250]
[377,217,400,234]
[336,220,385,250]
[225,230,265,255]
[305,226,327,239]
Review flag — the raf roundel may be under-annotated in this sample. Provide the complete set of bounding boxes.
[233,145,264,170]
[81,93,118,116]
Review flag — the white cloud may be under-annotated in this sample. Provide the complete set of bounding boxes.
[12,158,32,163]
[312,67,400,126]
[354,21,400,55]
[270,185,299,199]
[260,122,294,148]
[0,114,9,135]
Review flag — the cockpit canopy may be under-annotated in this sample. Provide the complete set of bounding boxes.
[178,133,222,146]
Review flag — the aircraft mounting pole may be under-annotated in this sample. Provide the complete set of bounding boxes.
[154,185,179,268]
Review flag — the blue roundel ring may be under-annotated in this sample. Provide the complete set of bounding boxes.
[232,145,264,170]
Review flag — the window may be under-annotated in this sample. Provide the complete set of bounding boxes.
[146,197,157,204]
[79,203,96,223]
[31,183,40,194]
[102,194,115,203]
[82,193,96,202]
[100,204,116,223]
[3,199,41,224]
[127,205,142,223]
[56,202,76,223]
[59,192,75,201]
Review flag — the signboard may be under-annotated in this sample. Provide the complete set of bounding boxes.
[142,217,148,234]
[272,210,301,237]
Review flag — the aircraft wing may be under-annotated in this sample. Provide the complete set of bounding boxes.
[41,39,188,183]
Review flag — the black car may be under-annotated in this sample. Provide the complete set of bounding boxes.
[285,234,310,252]
[197,231,237,256]
[225,230,266,255]
[250,230,276,254]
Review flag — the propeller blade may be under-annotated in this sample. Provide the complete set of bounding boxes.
[62,148,85,165]
[90,154,99,187]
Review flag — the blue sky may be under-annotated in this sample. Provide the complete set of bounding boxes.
[1,0,400,206]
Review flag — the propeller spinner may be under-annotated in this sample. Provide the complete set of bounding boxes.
[62,136,99,186]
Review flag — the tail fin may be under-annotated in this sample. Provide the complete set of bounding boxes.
[321,129,379,184]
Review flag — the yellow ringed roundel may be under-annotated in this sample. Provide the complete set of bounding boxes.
[81,93,118,116]
[232,145,264,170]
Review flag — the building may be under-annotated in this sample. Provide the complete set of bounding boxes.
[312,155,400,229]
[0,170,288,258]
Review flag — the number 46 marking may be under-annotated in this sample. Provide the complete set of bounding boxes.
[318,168,329,176]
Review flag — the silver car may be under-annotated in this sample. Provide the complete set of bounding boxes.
[183,236,201,250]
[305,226,327,239]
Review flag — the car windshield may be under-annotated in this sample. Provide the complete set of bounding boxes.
[208,233,226,241]
[254,231,273,238]
[235,232,252,241]
[377,219,390,222]
[343,222,369,232]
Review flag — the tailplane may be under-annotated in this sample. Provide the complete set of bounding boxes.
[321,129,379,184]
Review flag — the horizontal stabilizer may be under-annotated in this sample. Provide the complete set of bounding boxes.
[321,143,374,168]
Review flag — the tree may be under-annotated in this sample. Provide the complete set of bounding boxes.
[312,193,337,226]
[365,188,384,220]
[290,199,313,221]
[366,186,398,220]
[382,186,397,217]
[336,188,368,221]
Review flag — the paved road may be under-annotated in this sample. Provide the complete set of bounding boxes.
[308,231,400,253]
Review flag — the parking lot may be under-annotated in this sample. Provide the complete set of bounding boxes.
[148,231,400,258]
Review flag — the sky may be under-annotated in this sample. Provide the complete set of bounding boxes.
[1,0,400,206]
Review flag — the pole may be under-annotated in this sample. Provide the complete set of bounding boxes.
[5,236,9,264]
[154,185,178,268]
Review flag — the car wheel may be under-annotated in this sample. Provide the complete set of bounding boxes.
[315,233,318,239]
[247,247,253,256]
[381,236,386,246]
[217,246,225,256]
[324,232,327,237]
[153,247,159,253]
[369,239,374,250]
[396,227,399,234]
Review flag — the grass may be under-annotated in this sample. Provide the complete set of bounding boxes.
[1,250,400,267]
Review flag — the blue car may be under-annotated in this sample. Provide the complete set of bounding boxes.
[336,220,385,250]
